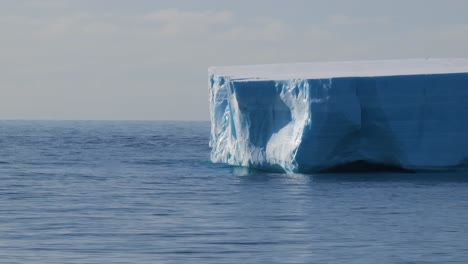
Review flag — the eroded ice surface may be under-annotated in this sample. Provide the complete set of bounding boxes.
[209,59,468,173]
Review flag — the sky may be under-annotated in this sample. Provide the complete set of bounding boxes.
[1,0,468,121]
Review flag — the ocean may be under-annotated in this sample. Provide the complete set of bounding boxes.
[1,120,468,263]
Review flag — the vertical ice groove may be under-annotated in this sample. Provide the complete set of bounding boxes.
[209,74,231,163]
[226,85,250,167]
[266,79,311,173]
[209,75,260,168]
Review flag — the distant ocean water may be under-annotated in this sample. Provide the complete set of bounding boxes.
[1,120,468,264]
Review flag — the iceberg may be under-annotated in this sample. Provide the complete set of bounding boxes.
[208,59,468,173]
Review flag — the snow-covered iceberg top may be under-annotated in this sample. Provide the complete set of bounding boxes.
[210,58,468,81]
[209,59,468,173]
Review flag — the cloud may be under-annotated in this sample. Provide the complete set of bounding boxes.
[142,9,233,37]
[220,17,288,42]
[327,14,390,26]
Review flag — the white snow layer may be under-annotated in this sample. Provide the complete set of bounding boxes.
[209,59,468,173]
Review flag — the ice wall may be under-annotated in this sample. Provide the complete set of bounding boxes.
[209,59,468,173]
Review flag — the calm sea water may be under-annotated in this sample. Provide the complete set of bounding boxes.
[1,120,468,263]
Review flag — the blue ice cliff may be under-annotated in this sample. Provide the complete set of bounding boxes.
[208,59,468,173]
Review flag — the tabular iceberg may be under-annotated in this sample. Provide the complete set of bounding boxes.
[209,59,468,173]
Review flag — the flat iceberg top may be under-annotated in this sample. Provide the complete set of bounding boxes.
[209,58,468,81]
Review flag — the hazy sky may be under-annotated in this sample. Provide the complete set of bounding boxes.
[1,0,468,120]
